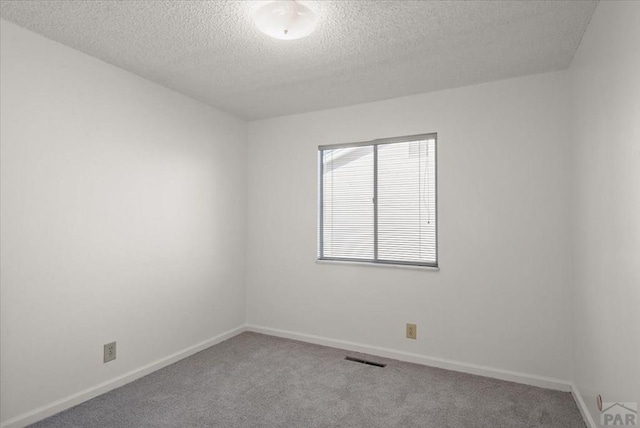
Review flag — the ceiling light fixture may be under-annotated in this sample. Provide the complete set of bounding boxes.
[252,1,318,40]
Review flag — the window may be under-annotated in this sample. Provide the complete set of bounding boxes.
[318,134,437,267]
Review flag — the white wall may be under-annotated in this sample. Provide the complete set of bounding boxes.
[0,20,246,424]
[569,1,640,425]
[246,72,573,383]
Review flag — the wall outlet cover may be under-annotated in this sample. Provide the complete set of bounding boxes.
[406,323,417,339]
[104,342,116,363]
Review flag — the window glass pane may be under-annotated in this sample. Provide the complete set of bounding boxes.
[377,139,436,264]
[318,135,437,267]
[321,146,374,259]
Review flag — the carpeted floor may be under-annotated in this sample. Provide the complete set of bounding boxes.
[31,332,585,427]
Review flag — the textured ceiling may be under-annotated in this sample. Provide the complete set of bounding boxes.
[0,0,598,120]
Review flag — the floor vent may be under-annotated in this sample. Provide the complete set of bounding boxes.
[345,356,387,368]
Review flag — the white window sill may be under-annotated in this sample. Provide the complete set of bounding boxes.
[316,259,440,271]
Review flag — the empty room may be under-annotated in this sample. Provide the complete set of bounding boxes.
[0,1,638,427]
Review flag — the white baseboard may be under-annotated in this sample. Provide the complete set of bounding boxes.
[0,325,246,428]
[571,384,597,428]
[3,325,580,428]
[246,324,572,392]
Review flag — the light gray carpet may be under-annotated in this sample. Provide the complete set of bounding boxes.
[31,332,585,427]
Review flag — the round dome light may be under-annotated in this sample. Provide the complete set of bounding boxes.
[252,1,318,40]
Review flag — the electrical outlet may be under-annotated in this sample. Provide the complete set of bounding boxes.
[406,323,417,340]
[104,342,116,363]
[597,394,603,412]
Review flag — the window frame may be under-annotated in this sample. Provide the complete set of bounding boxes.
[318,133,438,268]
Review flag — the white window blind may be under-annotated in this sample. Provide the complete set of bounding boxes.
[318,134,437,267]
